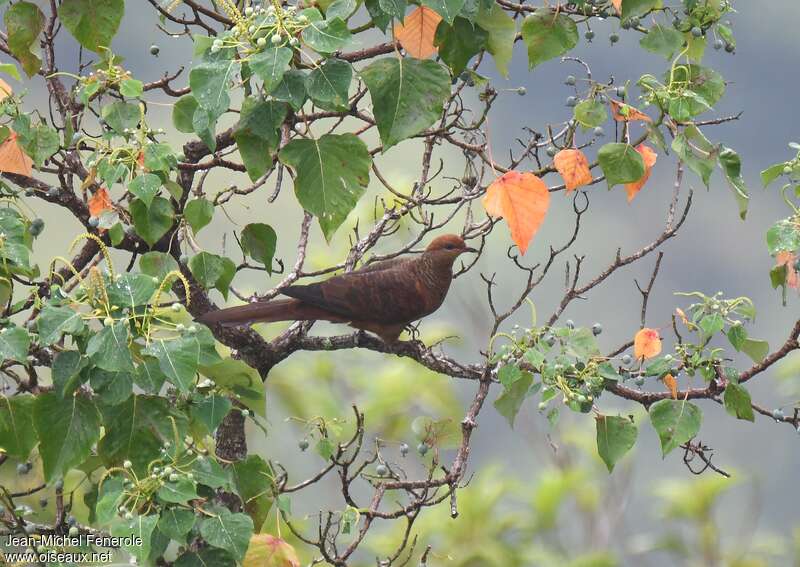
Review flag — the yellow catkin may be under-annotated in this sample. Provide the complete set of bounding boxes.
[69,233,115,280]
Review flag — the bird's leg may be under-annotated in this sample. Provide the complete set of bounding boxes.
[404,322,422,343]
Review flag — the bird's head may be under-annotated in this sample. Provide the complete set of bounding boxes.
[424,234,478,264]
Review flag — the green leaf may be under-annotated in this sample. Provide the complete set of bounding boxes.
[193,456,232,490]
[189,251,236,299]
[648,399,702,456]
[377,0,406,19]
[595,415,638,472]
[184,198,214,234]
[101,101,140,135]
[172,95,199,133]
[718,147,750,220]
[131,196,175,247]
[723,383,754,422]
[232,455,274,532]
[365,0,393,31]
[0,326,29,362]
[279,133,372,240]
[200,358,266,417]
[767,219,800,255]
[120,78,143,98]
[475,1,515,77]
[640,23,684,59]
[249,47,294,93]
[667,65,725,118]
[200,509,254,561]
[105,273,158,309]
[190,46,238,119]
[191,395,232,434]
[360,57,451,150]
[271,69,307,110]
[233,98,287,181]
[37,304,85,345]
[302,15,351,53]
[305,58,352,112]
[111,514,159,562]
[139,252,179,282]
[95,476,124,526]
[158,477,199,504]
[158,508,196,543]
[671,125,715,187]
[18,123,60,167]
[0,63,21,81]
[89,368,133,406]
[493,370,533,428]
[175,549,236,567]
[573,99,607,129]
[59,0,123,52]
[698,312,724,340]
[520,9,578,70]
[128,173,161,208]
[34,392,101,481]
[5,1,44,77]
[761,163,786,188]
[52,350,87,398]
[597,143,645,187]
[0,394,37,460]
[620,0,662,17]
[327,0,358,20]
[435,18,488,77]
[241,223,277,272]
[422,0,466,24]
[144,336,200,393]
[98,395,188,474]
[727,323,747,351]
[741,338,769,363]
[143,143,177,173]
[87,321,134,372]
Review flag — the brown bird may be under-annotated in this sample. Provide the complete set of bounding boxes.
[198,234,477,342]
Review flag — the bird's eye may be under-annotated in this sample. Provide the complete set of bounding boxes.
[445,244,455,250]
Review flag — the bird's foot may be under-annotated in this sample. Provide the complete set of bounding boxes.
[404,323,421,342]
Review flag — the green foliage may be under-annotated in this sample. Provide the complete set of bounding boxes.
[59,0,124,53]
[595,415,637,472]
[279,133,372,239]
[598,143,646,187]
[649,399,702,456]
[521,8,578,70]
[4,1,44,77]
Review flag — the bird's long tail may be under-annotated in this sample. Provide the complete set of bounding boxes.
[197,298,347,326]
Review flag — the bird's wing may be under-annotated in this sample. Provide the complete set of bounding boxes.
[352,256,413,274]
[281,265,429,325]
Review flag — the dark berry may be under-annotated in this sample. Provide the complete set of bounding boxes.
[566,96,577,107]
[725,43,734,53]
[772,408,785,421]
[417,442,429,456]
[584,30,595,40]
[375,464,388,476]
[713,38,724,50]
[298,439,309,451]
[565,319,575,329]
[88,216,100,228]
[149,44,160,56]
[28,218,44,236]
[592,323,603,336]
[609,32,619,44]
[399,443,409,457]
[565,75,576,86]
[621,354,632,365]
[593,126,604,137]
[546,146,557,157]
[691,26,702,37]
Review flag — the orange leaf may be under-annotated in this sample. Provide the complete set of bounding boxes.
[611,0,622,14]
[675,307,689,325]
[394,6,442,59]
[88,186,113,217]
[0,79,12,101]
[553,149,593,193]
[663,373,678,399]
[633,327,661,360]
[0,131,33,177]
[243,534,300,567]
[625,144,658,202]
[610,99,652,123]
[482,170,550,255]
[776,251,800,289]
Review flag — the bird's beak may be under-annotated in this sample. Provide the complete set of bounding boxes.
[464,247,479,254]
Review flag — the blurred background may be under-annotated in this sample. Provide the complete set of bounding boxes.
[4,1,800,565]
